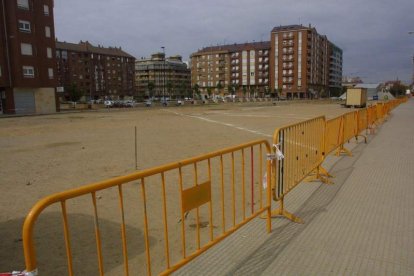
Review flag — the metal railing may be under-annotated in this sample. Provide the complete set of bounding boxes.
[21,140,272,276]
[270,116,326,223]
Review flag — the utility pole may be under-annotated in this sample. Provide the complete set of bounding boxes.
[161,46,166,102]
[409,32,414,87]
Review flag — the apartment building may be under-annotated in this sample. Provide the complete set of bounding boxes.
[328,42,343,95]
[191,24,342,99]
[55,41,135,101]
[190,41,271,97]
[270,24,336,98]
[0,0,58,114]
[135,53,191,99]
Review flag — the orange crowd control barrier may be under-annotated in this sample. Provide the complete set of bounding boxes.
[336,111,358,156]
[270,116,326,223]
[367,105,378,133]
[324,116,343,156]
[20,140,272,276]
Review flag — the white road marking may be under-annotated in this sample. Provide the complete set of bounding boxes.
[163,110,320,150]
[163,110,272,138]
[212,113,311,120]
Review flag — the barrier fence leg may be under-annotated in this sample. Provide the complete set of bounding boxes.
[270,196,303,224]
[335,145,352,157]
[304,166,333,184]
[355,134,367,144]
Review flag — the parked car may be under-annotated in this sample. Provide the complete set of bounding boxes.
[124,100,136,107]
[104,100,113,107]
[145,100,152,107]
[176,100,184,106]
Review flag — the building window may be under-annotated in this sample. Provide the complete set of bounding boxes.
[23,66,35,78]
[45,26,51,38]
[48,68,54,79]
[20,43,33,55]
[47,47,52,58]
[17,0,29,9]
[18,20,31,32]
[43,5,49,15]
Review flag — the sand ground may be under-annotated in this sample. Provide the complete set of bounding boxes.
[0,100,351,275]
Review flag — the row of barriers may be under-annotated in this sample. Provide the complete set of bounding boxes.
[6,98,406,276]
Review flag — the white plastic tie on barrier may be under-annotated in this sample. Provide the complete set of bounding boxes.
[24,269,38,276]
[262,172,267,189]
[273,144,284,160]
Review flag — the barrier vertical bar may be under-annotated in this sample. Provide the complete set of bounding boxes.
[251,146,254,215]
[91,192,104,276]
[220,155,225,234]
[178,167,186,258]
[118,185,129,276]
[161,172,171,268]
[259,144,263,209]
[207,158,214,242]
[140,178,152,276]
[60,201,74,276]
[241,149,246,220]
[193,163,201,250]
[231,152,236,228]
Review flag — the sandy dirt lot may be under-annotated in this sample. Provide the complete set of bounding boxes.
[0,100,350,275]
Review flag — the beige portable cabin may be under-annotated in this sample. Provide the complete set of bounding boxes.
[346,88,367,108]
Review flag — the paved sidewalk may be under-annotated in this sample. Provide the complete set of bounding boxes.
[175,99,414,275]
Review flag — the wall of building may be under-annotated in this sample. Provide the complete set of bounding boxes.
[34,87,56,113]
[0,0,58,114]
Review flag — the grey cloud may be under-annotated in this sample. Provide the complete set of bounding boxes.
[55,0,414,83]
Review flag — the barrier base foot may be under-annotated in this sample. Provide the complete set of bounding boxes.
[335,146,352,157]
[318,166,333,178]
[269,208,304,223]
[356,134,367,144]
[304,175,333,185]
[304,166,333,184]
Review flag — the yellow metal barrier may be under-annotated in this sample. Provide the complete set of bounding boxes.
[325,116,343,155]
[376,103,384,123]
[336,111,358,156]
[22,140,272,276]
[270,116,326,223]
[356,109,368,143]
[367,105,378,133]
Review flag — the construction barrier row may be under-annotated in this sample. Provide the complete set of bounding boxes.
[8,98,406,276]
[269,98,406,222]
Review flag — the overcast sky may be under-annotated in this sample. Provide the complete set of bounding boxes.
[54,0,414,84]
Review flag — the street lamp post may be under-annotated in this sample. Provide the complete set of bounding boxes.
[409,32,414,86]
[161,46,166,103]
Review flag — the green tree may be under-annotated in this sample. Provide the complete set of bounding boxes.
[250,86,256,98]
[193,84,200,100]
[147,81,155,98]
[234,84,239,97]
[389,82,407,97]
[264,86,270,97]
[278,88,283,99]
[166,81,173,99]
[178,81,186,99]
[207,87,212,99]
[67,83,84,102]
[242,86,247,98]
[216,81,223,95]
[227,84,233,96]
